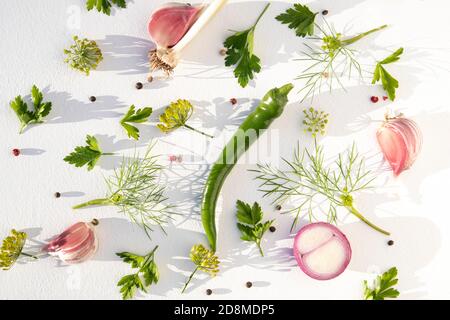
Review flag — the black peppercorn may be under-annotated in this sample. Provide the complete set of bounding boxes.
[91,218,99,226]
[206,289,212,295]
[54,192,61,198]
[246,281,252,288]
[322,10,329,15]
[275,204,282,211]
[135,82,143,90]
[89,96,96,102]
[387,240,394,246]
[269,226,276,233]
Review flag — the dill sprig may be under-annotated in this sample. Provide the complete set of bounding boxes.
[1,230,37,270]
[73,145,174,238]
[182,244,220,293]
[251,140,389,235]
[64,36,103,75]
[302,107,329,137]
[157,99,213,138]
[296,19,387,102]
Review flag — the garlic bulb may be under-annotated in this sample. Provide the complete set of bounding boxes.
[148,0,228,75]
[43,220,98,264]
[377,114,422,176]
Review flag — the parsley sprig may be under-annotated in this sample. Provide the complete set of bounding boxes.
[364,267,400,300]
[236,200,274,256]
[64,135,113,171]
[157,99,213,138]
[182,244,220,293]
[275,3,317,37]
[86,0,127,16]
[224,3,270,88]
[9,85,52,134]
[116,246,159,300]
[372,48,403,101]
[120,105,153,140]
[1,230,37,271]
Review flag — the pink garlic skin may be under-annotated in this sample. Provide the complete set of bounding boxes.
[43,222,98,264]
[293,222,352,281]
[148,3,204,48]
[377,117,422,176]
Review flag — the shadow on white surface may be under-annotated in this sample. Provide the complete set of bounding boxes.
[96,34,155,76]
[19,148,46,156]
[191,98,255,132]
[61,191,86,198]
[400,108,450,204]
[340,216,441,299]
[43,90,124,124]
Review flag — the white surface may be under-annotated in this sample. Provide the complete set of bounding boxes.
[1,0,450,300]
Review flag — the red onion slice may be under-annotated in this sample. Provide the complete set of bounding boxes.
[293,222,352,280]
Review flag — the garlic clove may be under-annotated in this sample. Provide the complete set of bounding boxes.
[148,3,204,49]
[64,230,97,264]
[394,118,422,170]
[148,0,228,75]
[44,222,89,253]
[377,117,422,176]
[377,124,407,176]
[44,221,98,264]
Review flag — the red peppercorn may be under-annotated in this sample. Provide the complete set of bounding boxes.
[370,96,379,103]
[12,148,20,156]
[230,98,237,105]
[383,96,388,101]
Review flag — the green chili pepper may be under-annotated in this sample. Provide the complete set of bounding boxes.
[201,83,294,251]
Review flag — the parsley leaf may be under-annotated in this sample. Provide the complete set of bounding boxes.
[363,267,400,300]
[116,246,159,300]
[372,48,403,101]
[182,244,220,293]
[86,0,127,16]
[120,105,152,140]
[64,135,113,171]
[275,3,318,37]
[236,200,274,257]
[224,4,270,87]
[9,85,52,134]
